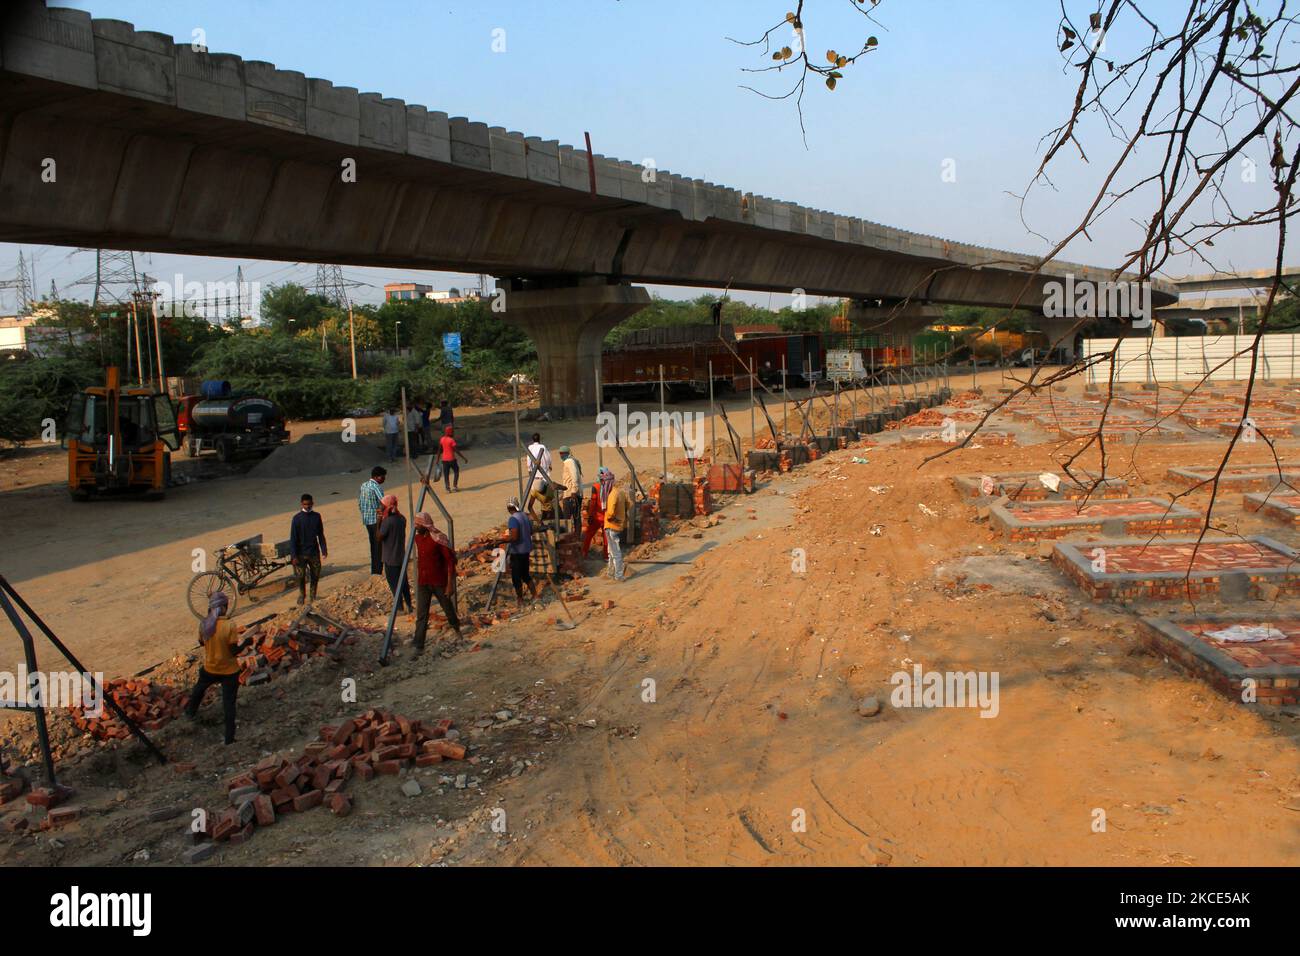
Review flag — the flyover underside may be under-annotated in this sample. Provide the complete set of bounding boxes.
[0,73,1075,309]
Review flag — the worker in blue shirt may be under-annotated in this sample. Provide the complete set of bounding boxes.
[290,493,328,605]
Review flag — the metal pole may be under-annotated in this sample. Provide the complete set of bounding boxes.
[125,301,134,383]
[595,357,604,470]
[659,363,668,481]
[708,359,716,464]
[513,377,524,502]
[781,355,788,436]
[749,358,756,451]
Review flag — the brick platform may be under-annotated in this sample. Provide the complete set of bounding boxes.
[1167,462,1300,492]
[1215,420,1300,440]
[1052,536,1300,603]
[952,472,1130,501]
[1243,490,1300,526]
[1059,424,1185,443]
[990,497,1202,541]
[1138,615,1300,707]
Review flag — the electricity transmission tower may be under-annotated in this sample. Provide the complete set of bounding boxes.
[313,263,363,309]
[71,248,149,304]
[0,250,35,315]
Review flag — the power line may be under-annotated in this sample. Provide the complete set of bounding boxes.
[0,250,34,314]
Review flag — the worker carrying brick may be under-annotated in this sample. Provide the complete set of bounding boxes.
[185,591,251,746]
[526,478,556,520]
[601,467,628,582]
[557,445,583,534]
[501,496,540,608]
[290,492,328,606]
[412,512,461,654]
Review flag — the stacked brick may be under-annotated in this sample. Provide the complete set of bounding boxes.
[778,450,794,473]
[555,530,585,574]
[1138,619,1300,707]
[69,678,187,740]
[638,501,662,542]
[707,463,746,493]
[200,710,466,847]
[652,481,696,518]
[693,477,713,516]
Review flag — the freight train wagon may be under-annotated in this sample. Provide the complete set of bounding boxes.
[600,331,824,401]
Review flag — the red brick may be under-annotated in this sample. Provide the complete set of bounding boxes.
[374,760,402,775]
[212,817,237,842]
[253,795,276,826]
[48,806,80,827]
[328,793,352,817]
[292,790,323,812]
[229,823,255,845]
[415,753,443,768]
[430,740,466,760]
[354,762,375,782]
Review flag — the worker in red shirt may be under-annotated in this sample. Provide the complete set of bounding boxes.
[438,426,469,493]
[412,511,461,655]
[581,480,607,559]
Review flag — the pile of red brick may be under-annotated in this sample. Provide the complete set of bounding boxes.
[693,477,713,516]
[807,443,821,461]
[202,710,466,846]
[69,678,187,740]
[778,451,794,473]
[237,622,349,686]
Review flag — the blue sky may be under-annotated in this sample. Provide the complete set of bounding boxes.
[0,0,1288,316]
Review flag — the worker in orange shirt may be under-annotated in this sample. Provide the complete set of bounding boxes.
[184,591,251,745]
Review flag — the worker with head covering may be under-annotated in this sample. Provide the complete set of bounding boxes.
[412,512,461,654]
[501,496,540,607]
[376,494,413,614]
[557,445,583,534]
[582,479,607,559]
[600,467,628,581]
[184,591,250,745]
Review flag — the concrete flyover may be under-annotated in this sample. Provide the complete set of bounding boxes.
[0,1,1175,414]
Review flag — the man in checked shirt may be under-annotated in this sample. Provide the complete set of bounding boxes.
[358,466,387,575]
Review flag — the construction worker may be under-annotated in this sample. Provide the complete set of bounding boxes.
[558,445,583,534]
[289,493,328,606]
[602,467,628,581]
[412,512,461,654]
[525,432,551,497]
[377,494,413,614]
[581,479,607,559]
[438,425,468,492]
[405,403,423,455]
[502,497,540,607]
[526,478,556,520]
[358,467,387,576]
[382,408,401,462]
[438,398,454,428]
[184,592,249,746]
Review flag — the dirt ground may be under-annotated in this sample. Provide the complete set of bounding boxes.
[1,369,1297,867]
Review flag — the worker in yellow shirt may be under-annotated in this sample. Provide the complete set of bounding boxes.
[184,591,250,745]
[600,466,628,581]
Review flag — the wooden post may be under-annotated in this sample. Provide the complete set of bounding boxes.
[512,377,524,502]
[400,387,416,525]
[348,304,358,379]
[781,355,788,436]
[151,298,166,391]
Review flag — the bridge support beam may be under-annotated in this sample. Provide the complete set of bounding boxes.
[845,303,943,342]
[502,281,651,418]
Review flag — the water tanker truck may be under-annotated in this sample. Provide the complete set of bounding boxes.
[177,381,290,462]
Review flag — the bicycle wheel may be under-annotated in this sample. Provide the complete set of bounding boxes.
[187,571,237,619]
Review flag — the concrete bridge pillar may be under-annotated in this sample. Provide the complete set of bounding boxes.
[502,280,651,418]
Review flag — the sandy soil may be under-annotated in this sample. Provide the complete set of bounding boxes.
[1,370,1297,867]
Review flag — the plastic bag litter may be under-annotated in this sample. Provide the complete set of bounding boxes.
[1206,624,1285,643]
[1039,472,1061,492]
